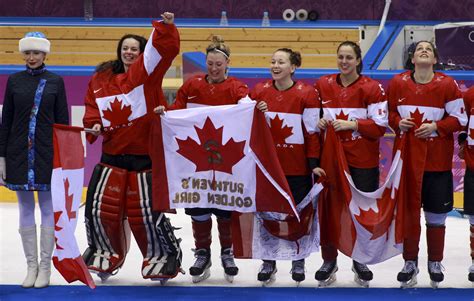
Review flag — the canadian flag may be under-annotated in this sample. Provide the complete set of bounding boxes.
[319,126,422,264]
[150,103,297,216]
[232,183,323,260]
[51,124,95,288]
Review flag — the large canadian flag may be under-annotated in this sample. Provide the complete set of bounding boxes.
[51,124,95,288]
[319,126,419,264]
[150,103,297,216]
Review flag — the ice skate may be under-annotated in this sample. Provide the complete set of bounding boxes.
[190,249,211,283]
[290,259,305,285]
[90,269,116,282]
[428,261,444,289]
[352,260,373,288]
[258,260,277,286]
[469,260,474,283]
[397,260,419,288]
[221,248,238,283]
[315,260,338,287]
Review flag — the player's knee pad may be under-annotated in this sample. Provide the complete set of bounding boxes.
[83,163,129,274]
[126,170,182,279]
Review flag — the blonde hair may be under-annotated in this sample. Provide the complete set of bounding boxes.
[206,35,230,58]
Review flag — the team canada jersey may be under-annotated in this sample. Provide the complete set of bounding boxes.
[315,74,388,169]
[83,20,179,155]
[388,71,467,171]
[250,80,320,176]
[463,87,474,171]
[169,75,249,109]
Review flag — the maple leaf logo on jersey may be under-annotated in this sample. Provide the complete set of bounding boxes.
[335,110,352,140]
[102,97,132,127]
[410,108,431,128]
[335,110,349,121]
[270,114,293,144]
[176,117,246,174]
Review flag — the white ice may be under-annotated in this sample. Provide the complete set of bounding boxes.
[0,202,472,288]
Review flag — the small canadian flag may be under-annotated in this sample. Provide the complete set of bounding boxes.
[51,124,95,288]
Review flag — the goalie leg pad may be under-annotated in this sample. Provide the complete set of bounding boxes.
[126,170,183,279]
[83,163,129,274]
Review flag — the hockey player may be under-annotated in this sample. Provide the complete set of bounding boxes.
[458,85,474,284]
[154,35,249,283]
[82,12,183,284]
[388,40,467,288]
[249,48,321,285]
[315,41,388,288]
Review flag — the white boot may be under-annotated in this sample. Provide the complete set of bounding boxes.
[19,226,38,288]
[34,226,55,288]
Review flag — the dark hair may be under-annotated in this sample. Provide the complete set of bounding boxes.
[206,35,231,58]
[274,48,302,68]
[337,41,363,74]
[404,40,441,70]
[95,34,147,74]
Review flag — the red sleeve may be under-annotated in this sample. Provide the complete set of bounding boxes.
[143,22,180,110]
[357,81,387,139]
[302,87,320,159]
[82,75,103,144]
[168,78,191,110]
[436,78,465,137]
[387,77,402,135]
[234,81,249,101]
[250,82,268,101]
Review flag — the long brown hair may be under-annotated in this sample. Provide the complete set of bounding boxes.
[96,34,147,74]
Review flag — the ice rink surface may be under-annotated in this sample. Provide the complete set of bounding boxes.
[1,202,473,289]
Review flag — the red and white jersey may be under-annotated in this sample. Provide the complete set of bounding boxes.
[463,86,474,171]
[250,80,321,176]
[169,75,249,109]
[315,74,388,169]
[388,71,467,171]
[83,20,179,155]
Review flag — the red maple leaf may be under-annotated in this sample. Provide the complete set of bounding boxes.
[335,110,352,140]
[354,186,397,240]
[269,114,293,144]
[64,178,76,220]
[409,108,432,128]
[102,97,132,127]
[176,117,246,174]
[54,211,64,250]
[469,128,474,140]
[335,110,349,121]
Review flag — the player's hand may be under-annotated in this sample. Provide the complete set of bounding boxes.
[399,118,416,132]
[414,122,437,139]
[154,105,166,115]
[256,101,268,112]
[161,12,174,24]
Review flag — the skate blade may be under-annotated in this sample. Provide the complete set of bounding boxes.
[224,273,234,283]
[318,274,336,288]
[430,280,440,289]
[150,278,169,285]
[92,271,112,282]
[353,274,370,288]
[260,276,276,287]
[192,268,211,283]
[400,275,417,289]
